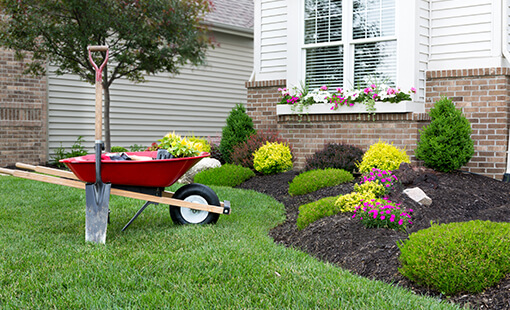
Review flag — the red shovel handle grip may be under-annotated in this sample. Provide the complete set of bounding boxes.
[88,45,109,82]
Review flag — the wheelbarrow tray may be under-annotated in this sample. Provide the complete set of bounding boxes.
[60,151,209,187]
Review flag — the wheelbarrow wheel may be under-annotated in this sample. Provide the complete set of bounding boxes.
[169,183,220,225]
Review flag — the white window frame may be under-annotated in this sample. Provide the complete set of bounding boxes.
[286,0,422,108]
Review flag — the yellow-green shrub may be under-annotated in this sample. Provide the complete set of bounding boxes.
[357,140,410,174]
[354,181,386,197]
[334,192,376,213]
[253,142,293,175]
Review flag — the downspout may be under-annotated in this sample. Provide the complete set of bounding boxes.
[502,0,510,182]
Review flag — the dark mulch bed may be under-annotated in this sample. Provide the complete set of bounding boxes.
[236,169,510,310]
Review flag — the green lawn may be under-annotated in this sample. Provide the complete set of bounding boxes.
[0,176,460,309]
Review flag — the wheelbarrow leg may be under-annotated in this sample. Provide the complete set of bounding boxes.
[122,201,158,231]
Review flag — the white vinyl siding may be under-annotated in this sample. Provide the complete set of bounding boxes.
[428,0,495,69]
[417,0,430,102]
[259,0,287,77]
[47,31,253,156]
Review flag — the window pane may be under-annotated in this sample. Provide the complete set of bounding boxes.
[304,0,342,44]
[306,45,344,90]
[352,0,394,39]
[354,41,396,87]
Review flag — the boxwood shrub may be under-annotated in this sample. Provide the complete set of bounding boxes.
[288,168,354,196]
[398,220,510,295]
[194,164,255,187]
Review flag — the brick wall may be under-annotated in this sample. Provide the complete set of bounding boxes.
[246,67,510,180]
[0,48,48,167]
[426,68,510,179]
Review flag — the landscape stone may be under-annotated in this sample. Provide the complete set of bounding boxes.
[178,157,221,184]
[403,187,432,206]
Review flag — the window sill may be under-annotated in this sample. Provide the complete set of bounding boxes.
[276,101,424,115]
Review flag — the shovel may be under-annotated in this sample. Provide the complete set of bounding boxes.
[85,45,111,244]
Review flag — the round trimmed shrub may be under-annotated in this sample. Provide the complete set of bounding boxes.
[219,104,256,163]
[415,97,474,172]
[231,130,291,170]
[356,140,410,174]
[194,164,255,187]
[297,196,338,230]
[398,220,510,295]
[253,142,293,175]
[304,143,363,173]
[288,168,354,196]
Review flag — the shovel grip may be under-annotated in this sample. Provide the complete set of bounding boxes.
[87,45,109,142]
[88,45,108,52]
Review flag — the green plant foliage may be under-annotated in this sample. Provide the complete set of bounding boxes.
[157,132,202,158]
[128,144,146,152]
[0,0,214,150]
[304,143,364,173]
[253,142,293,175]
[415,97,474,172]
[194,164,255,187]
[354,198,412,232]
[187,135,211,153]
[231,130,291,170]
[288,168,354,196]
[111,146,128,153]
[297,196,339,230]
[354,181,386,197]
[356,140,410,174]
[398,220,510,295]
[51,136,88,168]
[219,104,256,163]
[334,192,376,213]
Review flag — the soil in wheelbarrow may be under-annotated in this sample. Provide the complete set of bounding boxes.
[235,169,510,310]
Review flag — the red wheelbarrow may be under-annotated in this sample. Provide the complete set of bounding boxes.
[0,153,231,234]
[0,45,230,243]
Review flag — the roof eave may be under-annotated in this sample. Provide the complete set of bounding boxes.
[204,21,254,39]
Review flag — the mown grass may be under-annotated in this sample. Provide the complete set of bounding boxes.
[0,176,460,309]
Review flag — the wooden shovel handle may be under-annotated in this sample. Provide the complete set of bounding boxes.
[88,45,108,52]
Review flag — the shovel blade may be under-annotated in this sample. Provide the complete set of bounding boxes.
[85,183,111,244]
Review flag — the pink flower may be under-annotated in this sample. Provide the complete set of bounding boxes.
[381,178,386,182]
[377,173,382,177]
[398,219,404,225]
[372,93,378,100]
[390,214,395,222]
[385,184,390,187]
[386,210,391,214]
[411,87,417,93]
[380,215,386,220]
[364,87,371,94]
[337,87,343,93]
[320,85,328,91]
[370,84,376,89]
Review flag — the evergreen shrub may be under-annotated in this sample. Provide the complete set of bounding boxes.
[253,142,293,175]
[356,140,410,174]
[288,168,354,196]
[304,143,363,173]
[194,164,255,187]
[297,196,339,230]
[231,130,290,170]
[398,220,510,295]
[219,104,256,163]
[415,97,474,172]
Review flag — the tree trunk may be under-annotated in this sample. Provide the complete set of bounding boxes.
[103,65,111,152]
